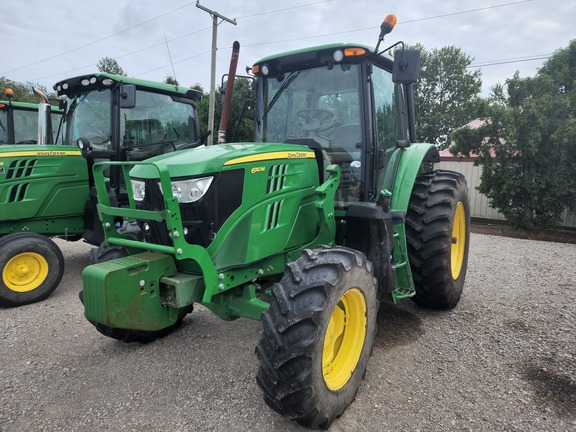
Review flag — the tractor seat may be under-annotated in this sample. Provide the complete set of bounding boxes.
[330,124,361,152]
[144,130,166,145]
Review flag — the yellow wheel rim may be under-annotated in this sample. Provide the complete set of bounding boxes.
[3,252,49,293]
[322,288,367,391]
[451,202,466,280]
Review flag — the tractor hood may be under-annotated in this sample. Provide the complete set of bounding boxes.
[129,142,316,179]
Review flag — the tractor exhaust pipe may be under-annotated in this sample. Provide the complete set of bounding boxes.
[217,41,240,144]
[33,86,53,145]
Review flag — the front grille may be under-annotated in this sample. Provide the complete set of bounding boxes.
[138,170,244,248]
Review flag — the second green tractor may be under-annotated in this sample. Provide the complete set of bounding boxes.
[81,16,470,429]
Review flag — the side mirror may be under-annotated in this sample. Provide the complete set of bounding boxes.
[120,84,136,108]
[392,49,420,84]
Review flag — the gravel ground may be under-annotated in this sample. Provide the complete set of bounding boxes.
[1,233,575,432]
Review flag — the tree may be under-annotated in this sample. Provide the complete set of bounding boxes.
[165,76,179,86]
[452,41,576,232]
[195,78,255,143]
[410,44,483,148]
[97,57,126,76]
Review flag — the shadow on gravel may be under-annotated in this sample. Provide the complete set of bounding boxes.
[522,359,576,420]
[373,300,424,349]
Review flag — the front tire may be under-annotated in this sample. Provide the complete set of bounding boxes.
[405,170,470,309]
[89,305,193,343]
[255,246,378,429]
[0,233,64,307]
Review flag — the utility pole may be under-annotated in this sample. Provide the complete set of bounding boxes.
[196,1,236,145]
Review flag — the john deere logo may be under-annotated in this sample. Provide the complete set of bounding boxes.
[251,166,265,174]
[287,152,308,159]
[36,151,67,157]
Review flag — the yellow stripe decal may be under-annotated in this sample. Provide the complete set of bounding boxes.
[0,150,82,158]
[224,151,315,166]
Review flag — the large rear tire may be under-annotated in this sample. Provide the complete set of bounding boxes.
[0,233,64,307]
[405,170,470,309]
[255,246,378,429]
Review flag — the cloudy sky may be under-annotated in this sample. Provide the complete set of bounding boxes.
[2,0,575,97]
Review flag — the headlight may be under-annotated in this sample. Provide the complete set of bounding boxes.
[158,176,213,203]
[131,179,146,202]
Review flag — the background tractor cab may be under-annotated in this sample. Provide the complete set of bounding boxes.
[0,74,202,307]
[53,73,203,244]
[0,88,63,145]
[55,74,202,182]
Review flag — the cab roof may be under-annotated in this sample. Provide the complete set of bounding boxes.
[53,73,202,102]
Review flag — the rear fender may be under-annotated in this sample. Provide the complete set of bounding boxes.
[390,144,439,213]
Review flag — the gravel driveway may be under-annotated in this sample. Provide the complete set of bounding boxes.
[1,233,575,431]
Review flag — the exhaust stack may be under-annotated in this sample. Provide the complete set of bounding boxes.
[33,87,53,145]
[218,41,240,144]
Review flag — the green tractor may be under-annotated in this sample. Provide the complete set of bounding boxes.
[0,74,202,307]
[0,88,63,145]
[81,16,470,429]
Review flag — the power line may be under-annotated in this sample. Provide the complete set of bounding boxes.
[31,27,210,82]
[22,0,535,85]
[470,55,552,68]
[400,0,533,24]
[214,1,535,50]
[2,1,199,75]
[132,0,537,80]
[27,1,333,83]
[235,0,331,19]
[4,0,331,77]
[134,51,211,78]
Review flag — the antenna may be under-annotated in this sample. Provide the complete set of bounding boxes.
[164,33,178,90]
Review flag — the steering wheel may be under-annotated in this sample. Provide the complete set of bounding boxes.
[297,109,334,122]
[297,109,339,134]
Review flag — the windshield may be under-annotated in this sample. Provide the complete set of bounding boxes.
[262,64,362,145]
[63,89,111,149]
[0,107,62,145]
[12,109,38,144]
[121,90,198,159]
[62,88,197,155]
[260,64,364,207]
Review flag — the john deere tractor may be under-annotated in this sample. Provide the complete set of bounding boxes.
[80,16,470,429]
[0,74,202,307]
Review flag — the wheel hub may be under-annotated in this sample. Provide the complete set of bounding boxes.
[322,288,367,391]
[451,201,466,280]
[3,252,49,292]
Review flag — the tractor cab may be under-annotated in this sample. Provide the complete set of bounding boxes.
[53,74,203,244]
[55,73,202,182]
[0,89,63,145]
[252,41,422,213]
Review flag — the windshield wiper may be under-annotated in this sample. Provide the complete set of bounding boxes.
[264,71,300,117]
[65,93,88,123]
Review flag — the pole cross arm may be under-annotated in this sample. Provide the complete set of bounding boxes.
[196,2,237,25]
